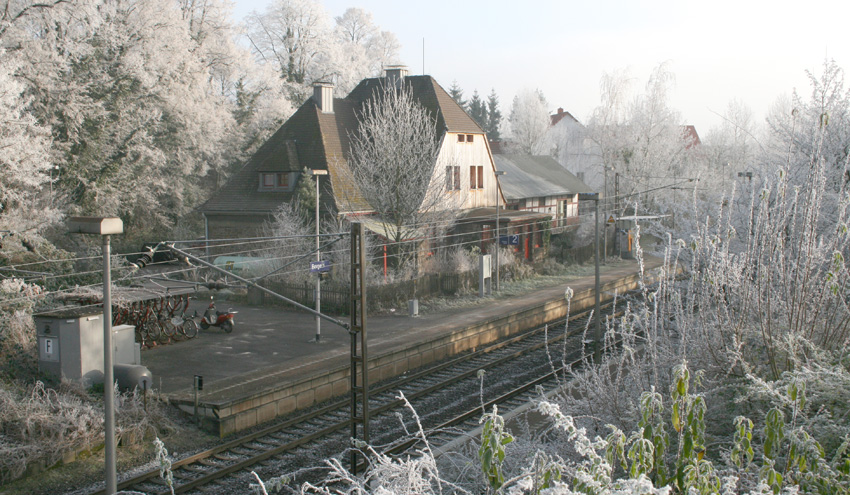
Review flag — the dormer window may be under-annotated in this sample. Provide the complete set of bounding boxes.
[259,172,292,191]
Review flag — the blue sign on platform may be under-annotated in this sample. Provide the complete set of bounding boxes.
[309,260,331,272]
[499,235,520,246]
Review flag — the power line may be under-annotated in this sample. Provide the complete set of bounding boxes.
[3,178,691,300]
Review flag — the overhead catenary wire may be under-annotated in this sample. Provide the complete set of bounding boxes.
[43,197,629,286]
[2,202,638,294]
[3,178,692,302]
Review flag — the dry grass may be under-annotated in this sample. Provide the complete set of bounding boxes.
[418,258,630,314]
[0,379,210,493]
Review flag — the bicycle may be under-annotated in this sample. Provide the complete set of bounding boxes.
[172,295,199,339]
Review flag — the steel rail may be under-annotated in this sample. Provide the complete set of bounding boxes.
[91,303,620,495]
[370,322,632,466]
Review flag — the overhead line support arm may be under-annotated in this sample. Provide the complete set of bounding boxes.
[161,243,351,331]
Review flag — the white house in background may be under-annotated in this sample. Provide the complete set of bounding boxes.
[535,108,604,191]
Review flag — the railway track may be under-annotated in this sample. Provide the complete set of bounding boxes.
[92,303,620,495]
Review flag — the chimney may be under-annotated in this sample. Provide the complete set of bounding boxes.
[383,65,409,86]
[312,81,334,114]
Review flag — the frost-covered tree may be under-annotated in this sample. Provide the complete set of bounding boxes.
[367,30,401,73]
[599,65,690,197]
[701,98,761,227]
[703,99,758,185]
[765,59,850,190]
[336,82,458,269]
[327,8,400,95]
[582,63,709,221]
[334,7,375,44]
[246,0,330,91]
[585,67,632,194]
[247,2,399,102]
[262,201,313,283]
[508,88,550,154]
[0,49,57,233]
[1,0,267,237]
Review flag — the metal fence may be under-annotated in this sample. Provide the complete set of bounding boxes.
[261,270,479,315]
[259,243,601,314]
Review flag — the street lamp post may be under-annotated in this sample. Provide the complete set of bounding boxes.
[308,169,328,343]
[494,170,506,291]
[67,216,124,495]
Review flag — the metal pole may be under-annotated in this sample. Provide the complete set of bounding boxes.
[494,187,502,292]
[102,235,116,495]
[494,171,505,291]
[603,168,608,261]
[349,223,369,474]
[67,217,122,495]
[350,224,359,474]
[203,214,210,262]
[165,243,349,330]
[594,197,602,351]
[315,175,321,343]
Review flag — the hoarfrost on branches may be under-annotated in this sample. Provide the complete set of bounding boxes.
[336,81,461,271]
[507,88,551,154]
[0,49,57,232]
[246,1,399,99]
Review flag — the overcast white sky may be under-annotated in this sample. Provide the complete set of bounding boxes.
[230,0,850,136]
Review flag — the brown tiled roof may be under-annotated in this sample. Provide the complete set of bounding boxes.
[201,74,482,217]
[346,75,483,134]
[200,101,327,215]
[317,99,371,213]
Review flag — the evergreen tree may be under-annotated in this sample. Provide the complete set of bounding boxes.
[449,80,466,109]
[486,88,502,141]
[468,90,487,130]
[295,167,318,221]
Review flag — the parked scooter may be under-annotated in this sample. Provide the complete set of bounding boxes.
[200,298,237,333]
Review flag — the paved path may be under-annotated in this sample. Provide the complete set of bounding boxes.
[141,256,663,397]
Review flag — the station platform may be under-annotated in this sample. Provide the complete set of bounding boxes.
[140,256,666,436]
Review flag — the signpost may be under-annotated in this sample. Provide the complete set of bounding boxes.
[310,260,331,273]
[499,234,519,246]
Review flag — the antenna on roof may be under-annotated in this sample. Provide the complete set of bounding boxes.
[422,38,425,75]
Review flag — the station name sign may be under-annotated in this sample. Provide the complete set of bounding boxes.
[310,260,331,273]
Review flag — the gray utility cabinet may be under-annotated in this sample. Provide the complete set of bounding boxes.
[35,308,140,385]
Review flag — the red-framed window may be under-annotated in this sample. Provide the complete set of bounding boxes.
[446,166,461,191]
[469,166,484,189]
[259,172,291,191]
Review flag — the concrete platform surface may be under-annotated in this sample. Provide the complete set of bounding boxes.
[141,256,664,402]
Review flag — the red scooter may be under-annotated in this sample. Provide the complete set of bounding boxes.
[200,299,237,333]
